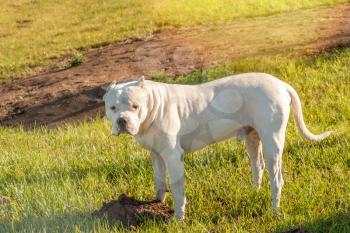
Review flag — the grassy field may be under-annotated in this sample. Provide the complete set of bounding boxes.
[0,0,348,81]
[0,48,349,232]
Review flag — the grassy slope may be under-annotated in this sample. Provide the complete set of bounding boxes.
[0,49,349,233]
[0,0,348,81]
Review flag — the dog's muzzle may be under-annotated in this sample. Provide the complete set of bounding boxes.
[115,117,129,135]
[117,117,127,128]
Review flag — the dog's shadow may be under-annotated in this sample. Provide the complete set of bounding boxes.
[274,211,350,233]
[0,210,168,232]
[2,206,348,232]
[0,212,97,233]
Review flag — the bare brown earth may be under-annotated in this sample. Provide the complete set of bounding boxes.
[92,194,172,227]
[0,3,349,128]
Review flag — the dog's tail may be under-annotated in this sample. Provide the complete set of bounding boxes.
[285,84,332,142]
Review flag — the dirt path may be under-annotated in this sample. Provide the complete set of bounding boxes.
[0,3,349,128]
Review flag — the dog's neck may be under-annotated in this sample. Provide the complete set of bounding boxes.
[137,82,163,135]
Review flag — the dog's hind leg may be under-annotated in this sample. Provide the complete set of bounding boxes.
[245,129,265,190]
[260,127,287,209]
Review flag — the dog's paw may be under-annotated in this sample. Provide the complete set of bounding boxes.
[170,213,185,223]
[270,207,285,219]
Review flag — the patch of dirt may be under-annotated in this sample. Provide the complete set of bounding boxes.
[92,194,173,227]
[0,3,349,128]
[281,228,314,233]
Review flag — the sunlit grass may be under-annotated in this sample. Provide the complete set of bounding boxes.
[0,48,349,232]
[0,0,348,80]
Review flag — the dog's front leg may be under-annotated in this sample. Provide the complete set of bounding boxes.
[150,151,167,203]
[160,147,186,220]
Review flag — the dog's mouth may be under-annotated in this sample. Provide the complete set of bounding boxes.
[113,125,135,136]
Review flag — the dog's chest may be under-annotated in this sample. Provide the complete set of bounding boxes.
[134,134,155,152]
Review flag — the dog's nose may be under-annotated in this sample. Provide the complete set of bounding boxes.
[117,117,127,127]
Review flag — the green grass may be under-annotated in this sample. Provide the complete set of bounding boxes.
[0,0,348,81]
[0,48,349,232]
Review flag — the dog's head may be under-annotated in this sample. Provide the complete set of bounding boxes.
[103,76,148,136]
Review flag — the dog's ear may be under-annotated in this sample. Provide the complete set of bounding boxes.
[101,85,109,91]
[101,81,117,101]
[102,81,117,91]
[138,76,145,89]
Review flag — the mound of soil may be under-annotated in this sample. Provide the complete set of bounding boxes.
[92,194,173,227]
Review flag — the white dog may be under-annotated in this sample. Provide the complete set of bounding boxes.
[103,73,331,220]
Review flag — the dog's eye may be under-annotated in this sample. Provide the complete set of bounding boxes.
[110,106,116,111]
[132,104,139,110]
